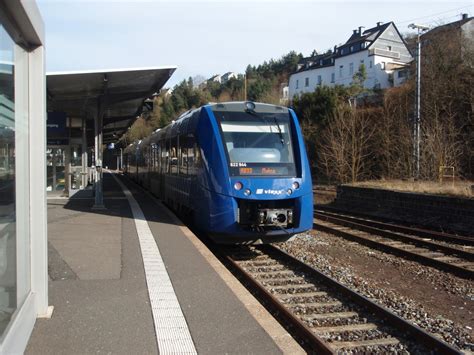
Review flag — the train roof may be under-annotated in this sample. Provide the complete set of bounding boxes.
[124,142,137,154]
[129,101,292,148]
[207,101,289,114]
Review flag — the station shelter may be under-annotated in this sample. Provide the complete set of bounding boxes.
[0,0,176,352]
[46,67,176,207]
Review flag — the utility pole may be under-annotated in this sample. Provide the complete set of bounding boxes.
[408,23,429,179]
[244,73,247,101]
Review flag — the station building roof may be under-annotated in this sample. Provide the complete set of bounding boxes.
[46,66,177,144]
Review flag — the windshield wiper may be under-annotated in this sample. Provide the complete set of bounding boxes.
[273,117,285,146]
[245,109,285,146]
[245,108,259,117]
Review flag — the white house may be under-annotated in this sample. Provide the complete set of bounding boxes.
[161,88,174,97]
[280,83,289,105]
[289,21,413,99]
[207,74,222,84]
[221,71,238,83]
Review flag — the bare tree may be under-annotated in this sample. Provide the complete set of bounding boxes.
[419,24,473,178]
[320,104,376,183]
[421,108,464,179]
[377,85,414,179]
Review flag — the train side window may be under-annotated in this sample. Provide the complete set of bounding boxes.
[177,136,181,174]
[148,146,152,170]
[152,144,157,172]
[146,146,150,170]
[179,135,188,175]
[165,139,171,174]
[144,147,148,169]
[187,135,195,176]
[176,136,180,175]
[170,136,178,174]
[146,147,149,169]
[150,145,153,171]
[151,146,154,170]
[160,141,167,174]
[176,136,180,174]
[194,142,202,170]
[156,144,161,173]
[142,147,147,169]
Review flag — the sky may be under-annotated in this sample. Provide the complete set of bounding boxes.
[36,0,473,88]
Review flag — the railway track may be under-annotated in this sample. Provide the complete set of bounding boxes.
[315,208,474,245]
[315,204,473,239]
[218,244,460,354]
[314,210,474,280]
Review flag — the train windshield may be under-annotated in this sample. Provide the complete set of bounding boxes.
[213,108,296,177]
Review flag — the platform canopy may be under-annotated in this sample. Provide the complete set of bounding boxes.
[46,66,176,208]
[47,66,176,144]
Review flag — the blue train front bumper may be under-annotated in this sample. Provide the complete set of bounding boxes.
[198,191,313,243]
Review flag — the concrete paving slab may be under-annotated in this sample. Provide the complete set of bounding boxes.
[47,200,122,280]
[26,195,157,354]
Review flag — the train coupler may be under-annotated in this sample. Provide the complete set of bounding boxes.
[257,209,293,227]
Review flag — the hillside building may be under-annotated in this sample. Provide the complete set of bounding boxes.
[289,21,413,99]
[221,71,238,83]
[420,14,473,56]
[207,74,222,84]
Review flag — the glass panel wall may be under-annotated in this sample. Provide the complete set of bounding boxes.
[0,24,16,336]
[46,147,66,192]
[70,145,83,190]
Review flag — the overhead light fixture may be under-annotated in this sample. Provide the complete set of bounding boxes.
[408,23,430,31]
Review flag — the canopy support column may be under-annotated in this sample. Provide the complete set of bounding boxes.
[81,117,88,189]
[92,100,105,210]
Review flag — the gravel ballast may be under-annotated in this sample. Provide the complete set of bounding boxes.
[280,232,474,352]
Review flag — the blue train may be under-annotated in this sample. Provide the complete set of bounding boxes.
[124,101,313,244]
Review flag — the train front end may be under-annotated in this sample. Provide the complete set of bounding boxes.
[199,102,313,244]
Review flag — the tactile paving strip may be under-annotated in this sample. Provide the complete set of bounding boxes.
[113,175,197,354]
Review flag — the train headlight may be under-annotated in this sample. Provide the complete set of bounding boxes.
[244,188,252,196]
[245,101,256,111]
[292,182,300,190]
[234,182,243,190]
[287,189,293,195]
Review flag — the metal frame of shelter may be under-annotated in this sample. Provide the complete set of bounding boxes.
[46,66,176,208]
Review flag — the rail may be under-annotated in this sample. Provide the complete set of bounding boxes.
[314,211,474,280]
[216,245,460,354]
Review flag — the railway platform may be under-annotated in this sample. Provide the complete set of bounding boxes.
[26,172,302,354]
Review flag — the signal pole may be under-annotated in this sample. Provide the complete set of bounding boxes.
[408,23,429,179]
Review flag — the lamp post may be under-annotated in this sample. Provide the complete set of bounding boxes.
[408,23,429,179]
